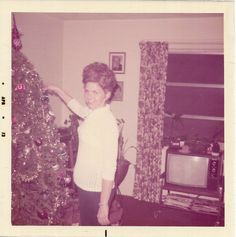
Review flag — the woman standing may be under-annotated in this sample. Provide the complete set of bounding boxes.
[46,62,119,226]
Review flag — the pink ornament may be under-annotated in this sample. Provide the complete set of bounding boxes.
[23,128,30,134]
[13,38,22,50]
[52,164,59,171]
[64,176,71,184]
[37,210,48,220]
[34,138,43,146]
[15,84,25,91]
[46,111,55,123]
[12,116,17,124]
[12,14,22,51]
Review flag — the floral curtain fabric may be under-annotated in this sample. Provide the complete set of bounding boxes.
[133,41,168,203]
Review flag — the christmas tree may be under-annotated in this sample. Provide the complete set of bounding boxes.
[11,16,74,225]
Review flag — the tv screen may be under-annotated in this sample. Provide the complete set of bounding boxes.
[166,153,209,188]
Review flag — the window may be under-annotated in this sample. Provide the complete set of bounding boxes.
[164,54,224,142]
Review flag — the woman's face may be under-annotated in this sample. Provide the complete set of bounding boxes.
[84,82,110,110]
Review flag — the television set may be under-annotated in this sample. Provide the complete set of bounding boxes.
[164,150,222,195]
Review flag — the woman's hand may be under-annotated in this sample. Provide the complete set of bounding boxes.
[97,204,110,225]
[43,85,72,104]
[43,85,59,95]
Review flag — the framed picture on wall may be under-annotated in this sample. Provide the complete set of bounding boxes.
[113,81,124,101]
[109,52,126,74]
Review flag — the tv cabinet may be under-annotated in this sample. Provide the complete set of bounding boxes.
[159,149,224,225]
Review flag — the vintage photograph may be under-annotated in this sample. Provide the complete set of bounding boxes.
[11,12,225,227]
[109,52,126,74]
[0,2,234,236]
[113,81,124,101]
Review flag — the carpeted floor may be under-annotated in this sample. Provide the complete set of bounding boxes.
[116,195,224,226]
[64,194,224,226]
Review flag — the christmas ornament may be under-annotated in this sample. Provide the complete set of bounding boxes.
[34,138,43,146]
[15,83,26,91]
[46,111,55,123]
[37,210,48,220]
[49,111,55,117]
[12,116,17,124]
[65,187,71,197]
[20,191,25,198]
[58,143,67,159]
[12,14,22,51]
[23,128,31,134]
[52,164,59,171]
[12,116,17,130]
[23,147,31,155]
[42,193,48,200]
[37,164,42,172]
[12,137,17,144]
[60,142,66,149]
[41,190,49,200]
[21,173,38,182]
[59,152,67,160]
[26,97,32,104]
[41,91,49,104]
[64,176,71,184]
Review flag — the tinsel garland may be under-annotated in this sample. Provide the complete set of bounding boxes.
[11,17,74,225]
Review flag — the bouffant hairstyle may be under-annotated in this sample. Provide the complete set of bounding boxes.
[82,62,118,103]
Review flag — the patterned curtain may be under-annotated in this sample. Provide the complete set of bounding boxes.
[133,41,168,203]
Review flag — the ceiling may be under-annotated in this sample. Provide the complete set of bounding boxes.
[44,13,222,21]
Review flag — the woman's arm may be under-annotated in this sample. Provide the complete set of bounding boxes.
[97,120,119,225]
[45,85,90,118]
[45,85,72,104]
[97,179,114,225]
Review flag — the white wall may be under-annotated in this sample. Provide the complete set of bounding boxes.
[15,13,223,196]
[61,15,223,196]
[15,13,64,125]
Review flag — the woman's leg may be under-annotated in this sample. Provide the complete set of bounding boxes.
[77,187,100,226]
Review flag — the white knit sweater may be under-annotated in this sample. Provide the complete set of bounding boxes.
[68,99,119,192]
